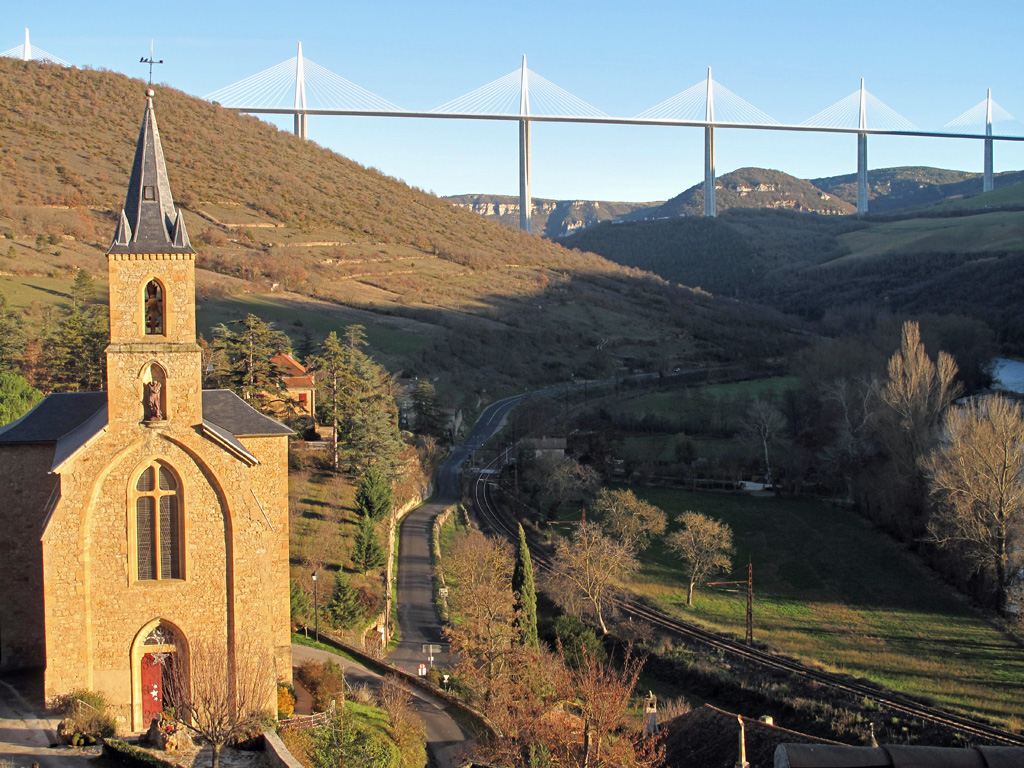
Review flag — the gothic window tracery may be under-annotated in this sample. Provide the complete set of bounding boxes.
[134,462,182,581]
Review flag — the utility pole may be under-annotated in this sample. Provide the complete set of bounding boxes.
[709,562,754,645]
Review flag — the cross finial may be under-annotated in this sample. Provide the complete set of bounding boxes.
[140,40,163,86]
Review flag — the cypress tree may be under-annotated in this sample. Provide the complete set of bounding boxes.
[355,466,392,519]
[512,523,539,648]
[326,576,363,629]
[351,516,387,573]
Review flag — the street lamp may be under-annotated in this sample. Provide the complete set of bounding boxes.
[312,571,319,643]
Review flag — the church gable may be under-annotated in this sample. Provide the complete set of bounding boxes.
[0,89,292,731]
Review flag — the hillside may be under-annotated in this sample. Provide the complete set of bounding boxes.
[557,187,1024,352]
[446,194,661,238]
[812,166,1024,213]
[0,57,800,404]
[652,167,855,218]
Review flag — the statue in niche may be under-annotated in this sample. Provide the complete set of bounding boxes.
[145,380,162,421]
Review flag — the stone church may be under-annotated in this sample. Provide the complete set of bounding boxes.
[0,91,292,732]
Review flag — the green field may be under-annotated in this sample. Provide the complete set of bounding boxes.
[624,487,1024,728]
[835,210,1024,260]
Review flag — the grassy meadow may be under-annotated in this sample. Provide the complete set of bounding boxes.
[623,487,1024,728]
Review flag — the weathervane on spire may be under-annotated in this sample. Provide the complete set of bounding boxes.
[140,40,163,86]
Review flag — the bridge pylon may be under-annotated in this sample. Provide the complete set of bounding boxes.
[519,55,533,234]
[294,42,307,139]
[704,67,716,218]
[857,79,869,217]
[983,89,994,193]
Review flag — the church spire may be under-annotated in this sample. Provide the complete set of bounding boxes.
[108,89,194,255]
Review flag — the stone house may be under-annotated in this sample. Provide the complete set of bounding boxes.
[270,352,315,418]
[0,92,292,732]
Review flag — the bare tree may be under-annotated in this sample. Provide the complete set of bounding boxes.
[548,521,638,634]
[473,644,663,768]
[166,636,276,768]
[667,512,734,606]
[442,531,519,701]
[874,321,961,475]
[743,399,786,488]
[592,488,666,553]
[925,395,1024,613]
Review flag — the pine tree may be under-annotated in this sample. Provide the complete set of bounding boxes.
[326,575,364,630]
[412,379,446,438]
[351,517,387,573]
[355,466,392,520]
[212,314,292,413]
[308,331,356,471]
[0,292,25,370]
[41,306,108,392]
[512,524,539,648]
[70,268,95,309]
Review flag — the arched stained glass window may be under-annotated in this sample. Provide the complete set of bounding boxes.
[134,462,182,580]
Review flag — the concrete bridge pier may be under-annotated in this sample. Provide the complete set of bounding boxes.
[518,55,533,233]
[703,67,716,217]
[856,79,868,217]
[983,89,994,193]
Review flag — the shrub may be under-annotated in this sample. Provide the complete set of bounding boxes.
[102,739,178,767]
[296,659,346,713]
[277,683,296,719]
[52,688,117,738]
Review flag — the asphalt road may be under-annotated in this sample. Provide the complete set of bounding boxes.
[292,644,471,768]
[388,393,526,678]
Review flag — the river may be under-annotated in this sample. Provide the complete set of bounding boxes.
[992,358,1024,394]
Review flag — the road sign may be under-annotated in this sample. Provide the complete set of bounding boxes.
[418,663,426,676]
[421,644,442,654]
[438,587,449,598]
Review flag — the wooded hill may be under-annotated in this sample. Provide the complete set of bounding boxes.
[653,167,856,217]
[560,183,1024,354]
[0,57,799,405]
[458,166,1024,234]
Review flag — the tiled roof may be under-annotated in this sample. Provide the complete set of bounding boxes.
[201,390,293,436]
[660,705,837,768]
[0,392,107,444]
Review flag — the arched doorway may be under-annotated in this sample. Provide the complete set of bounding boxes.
[131,620,185,731]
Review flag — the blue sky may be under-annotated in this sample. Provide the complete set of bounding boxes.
[7,0,1023,201]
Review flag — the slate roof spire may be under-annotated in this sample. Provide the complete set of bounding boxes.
[108,89,194,255]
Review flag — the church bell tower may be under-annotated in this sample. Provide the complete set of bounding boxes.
[105,89,202,429]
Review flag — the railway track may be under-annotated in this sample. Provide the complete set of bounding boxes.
[469,466,1024,748]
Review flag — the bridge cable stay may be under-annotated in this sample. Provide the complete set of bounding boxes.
[802,81,916,216]
[636,71,779,218]
[204,44,403,137]
[0,28,70,66]
[430,65,607,118]
[945,92,1024,192]
[634,76,779,125]
[431,60,607,232]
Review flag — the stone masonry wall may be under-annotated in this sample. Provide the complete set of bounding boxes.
[43,418,291,731]
[0,444,56,670]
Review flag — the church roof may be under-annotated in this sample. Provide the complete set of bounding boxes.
[107,92,195,256]
[0,390,290,468]
[0,392,107,445]
[201,390,294,437]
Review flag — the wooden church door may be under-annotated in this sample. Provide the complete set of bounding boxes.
[141,653,163,726]
[141,652,174,726]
